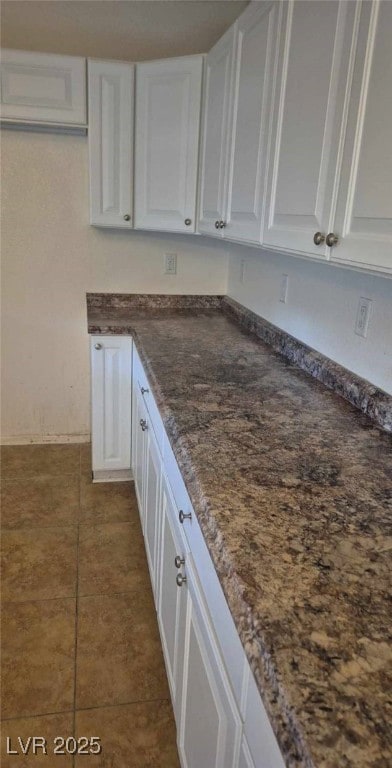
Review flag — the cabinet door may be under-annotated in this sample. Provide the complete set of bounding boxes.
[134,56,203,233]
[198,24,237,237]
[91,336,132,477]
[226,1,280,245]
[178,555,241,768]
[88,59,134,228]
[132,383,147,523]
[263,1,357,258]
[331,0,392,274]
[158,474,188,725]
[1,49,86,125]
[238,737,255,768]
[144,418,162,603]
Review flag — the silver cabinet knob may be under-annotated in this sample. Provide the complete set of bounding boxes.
[313,232,325,246]
[139,418,148,432]
[215,220,220,229]
[123,214,131,221]
[174,555,185,569]
[94,343,102,350]
[140,387,149,395]
[326,232,339,247]
[184,218,192,226]
[219,220,226,229]
[179,510,192,524]
[176,573,187,587]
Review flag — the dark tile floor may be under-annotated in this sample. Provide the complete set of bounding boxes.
[1,443,180,767]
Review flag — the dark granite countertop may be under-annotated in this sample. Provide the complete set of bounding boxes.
[88,295,392,768]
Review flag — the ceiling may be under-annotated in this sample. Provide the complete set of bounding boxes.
[1,1,249,61]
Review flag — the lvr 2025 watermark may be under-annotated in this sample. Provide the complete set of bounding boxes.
[6,736,102,755]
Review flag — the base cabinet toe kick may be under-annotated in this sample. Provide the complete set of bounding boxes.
[129,342,286,768]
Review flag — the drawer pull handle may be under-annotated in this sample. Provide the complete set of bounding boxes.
[176,573,187,587]
[139,418,148,432]
[179,510,192,524]
[94,343,102,350]
[141,387,149,395]
[174,555,185,569]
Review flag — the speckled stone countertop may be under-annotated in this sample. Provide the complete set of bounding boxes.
[88,295,392,768]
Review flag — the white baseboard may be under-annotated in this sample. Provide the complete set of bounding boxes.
[1,433,91,446]
[92,468,133,483]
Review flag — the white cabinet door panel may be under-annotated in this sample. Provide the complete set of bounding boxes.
[158,475,188,725]
[332,0,392,273]
[178,556,241,768]
[264,1,357,258]
[144,420,162,603]
[91,336,132,475]
[134,56,203,233]
[132,383,147,520]
[198,25,237,236]
[1,49,86,125]
[226,1,280,244]
[242,662,285,768]
[88,59,134,227]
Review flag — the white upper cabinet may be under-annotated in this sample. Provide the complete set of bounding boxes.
[134,55,203,233]
[263,1,358,259]
[198,24,237,237]
[226,1,280,245]
[331,0,392,274]
[88,59,134,228]
[0,49,86,126]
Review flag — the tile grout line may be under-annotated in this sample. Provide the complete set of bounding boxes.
[0,696,172,723]
[72,447,83,764]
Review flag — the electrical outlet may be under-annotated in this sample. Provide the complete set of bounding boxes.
[355,297,372,337]
[239,258,246,284]
[279,274,289,303]
[164,253,177,275]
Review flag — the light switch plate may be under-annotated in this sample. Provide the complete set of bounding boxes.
[355,297,372,337]
[164,253,177,275]
[279,274,289,303]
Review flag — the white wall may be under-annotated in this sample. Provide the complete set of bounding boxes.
[1,129,228,443]
[227,243,392,395]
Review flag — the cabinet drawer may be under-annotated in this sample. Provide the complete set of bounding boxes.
[133,345,164,454]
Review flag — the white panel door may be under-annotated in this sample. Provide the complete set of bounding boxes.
[132,383,147,524]
[198,24,237,237]
[238,737,255,768]
[134,56,203,233]
[144,418,162,604]
[178,555,241,768]
[88,59,134,227]
[158,473,188,726]
[226,1,281,244]
[91,335,132,473]
[0,49,86,125]
[263,1,358,259]
[331,0,392,274]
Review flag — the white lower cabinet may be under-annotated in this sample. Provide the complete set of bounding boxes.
[143,414,162,603]
[131,344,286,768]
[178,554,241,768]
[90,335,132,481]
[239,737,256,768]
[158,473,188,725]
